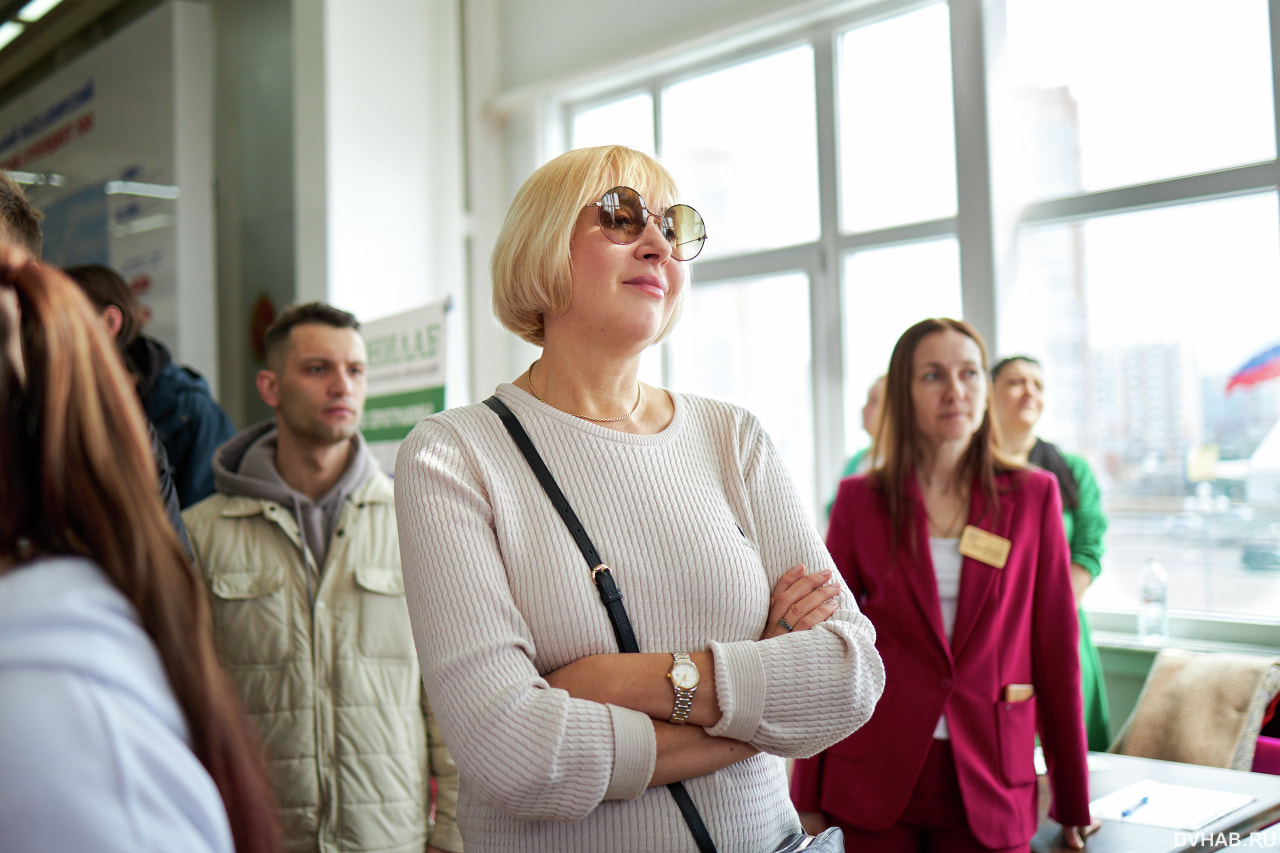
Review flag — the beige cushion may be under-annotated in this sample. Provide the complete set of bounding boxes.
[1109,648,1280,770]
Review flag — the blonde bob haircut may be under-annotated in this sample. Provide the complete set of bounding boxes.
[492,145,688,346]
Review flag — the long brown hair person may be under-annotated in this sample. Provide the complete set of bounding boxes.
[792,317,1097,852]
[874,318,1014,550]
[0,245,280,853]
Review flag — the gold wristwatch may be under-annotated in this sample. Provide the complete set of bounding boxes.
[667,651,700,725]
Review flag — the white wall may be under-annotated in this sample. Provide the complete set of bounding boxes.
[212,0,467,423]
[292,0,465,321]
[324,0,463,323]
[294,0,468,400]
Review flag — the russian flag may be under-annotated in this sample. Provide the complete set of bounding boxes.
[1226,343,1280,394]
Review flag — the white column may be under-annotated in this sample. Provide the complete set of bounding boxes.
[292,0,465,324]
[463,0,540,399]
[171,0,218,391]
[949,0,1008,352]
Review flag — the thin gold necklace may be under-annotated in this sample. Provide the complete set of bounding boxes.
[927,502,968,538]
[526,361,643,423]
[924,484,969,538]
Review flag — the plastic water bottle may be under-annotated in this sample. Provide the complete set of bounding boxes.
[1137,558,1169,642]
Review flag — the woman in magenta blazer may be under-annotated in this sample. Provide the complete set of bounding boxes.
[792,318,1097,851]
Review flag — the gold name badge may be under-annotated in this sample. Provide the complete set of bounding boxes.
[958,525,1011,569]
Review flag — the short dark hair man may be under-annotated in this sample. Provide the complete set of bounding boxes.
[183,302,461,853]
[64,263,236,508]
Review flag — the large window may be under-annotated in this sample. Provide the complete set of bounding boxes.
[667,273,815,513]
[662,45,820,258]
[573,93,655,155]
[837,3,956,231]
[999,0,1280,621]
[1006,0,1275,198]
[564,0,1280,628]
[842,239,962,455]
[1001,195,1280,620]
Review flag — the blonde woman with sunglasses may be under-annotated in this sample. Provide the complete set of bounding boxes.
[394,146,884,852]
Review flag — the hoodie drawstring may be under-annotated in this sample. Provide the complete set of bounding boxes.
[294,501,316,609]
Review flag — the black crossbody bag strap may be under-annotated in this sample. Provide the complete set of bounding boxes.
[483,396,718,853]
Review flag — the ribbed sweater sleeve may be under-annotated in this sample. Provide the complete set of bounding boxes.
[394,385,884,849]
[394,401,651,822]
[704,403,883,753]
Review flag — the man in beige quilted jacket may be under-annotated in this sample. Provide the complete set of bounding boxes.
[183,302,461,853]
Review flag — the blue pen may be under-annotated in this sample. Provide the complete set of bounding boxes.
[1120,795,1149,818]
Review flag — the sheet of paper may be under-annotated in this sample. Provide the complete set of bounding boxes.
[1091,779,1256,831]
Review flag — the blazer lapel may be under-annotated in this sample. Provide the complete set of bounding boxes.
[903,476,952,654]
[950,473,1012,659]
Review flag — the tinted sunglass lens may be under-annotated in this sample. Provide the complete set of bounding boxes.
[664,204,706,261]
[597,188,706,260]
[599,188,646,242]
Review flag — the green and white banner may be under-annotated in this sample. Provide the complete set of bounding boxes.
[360,300,448,474]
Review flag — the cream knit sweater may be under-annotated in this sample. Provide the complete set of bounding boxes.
[395,384,884,852]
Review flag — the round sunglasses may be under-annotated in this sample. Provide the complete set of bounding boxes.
[584,186,707,261]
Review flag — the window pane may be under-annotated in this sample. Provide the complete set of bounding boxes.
[999,193,1280,622]
[838,4,957,231]
[661,46,819,258]
[572,93,655,155]
[666,272,816,517]
[1007,0,1276,198]
[841,238,962,456]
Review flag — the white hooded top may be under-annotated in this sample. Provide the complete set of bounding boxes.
[0,556,233,853]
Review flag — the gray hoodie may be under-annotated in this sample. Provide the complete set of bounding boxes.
[212,420,377,581]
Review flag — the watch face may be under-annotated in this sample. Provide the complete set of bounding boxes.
[671,660,699,690]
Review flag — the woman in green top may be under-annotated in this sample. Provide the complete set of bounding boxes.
[991,355,1111,751]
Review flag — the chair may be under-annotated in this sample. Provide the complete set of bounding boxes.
[1253,736,1280,775]
[1109,648,1280,772]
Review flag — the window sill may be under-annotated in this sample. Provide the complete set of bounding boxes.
[1089,608,1280,662]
